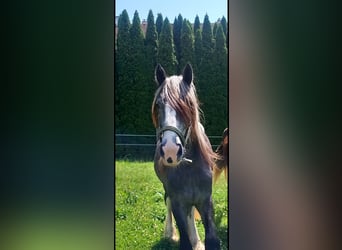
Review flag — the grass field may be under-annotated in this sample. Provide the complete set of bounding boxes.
[115,160,228,249]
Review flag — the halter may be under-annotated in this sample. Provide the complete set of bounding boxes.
[156,126,188,145]
[156,125,192,163]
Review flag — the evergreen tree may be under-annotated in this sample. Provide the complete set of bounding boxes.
[145,10,158,70]
[179,19,194,71]
[194,29,202,75]
[201,14,214,58]
[144,9,159,133]
[220,16,227,38]
[208,24,228,134]
[194,15,201,34]
[173,14,183,73]
[198,14,214,132]
[213,22,218,37]
[214,25,227,57]
[157,17,177,74]
[129,10,150,133]
[115,9,132,133]
[156,13,163,39]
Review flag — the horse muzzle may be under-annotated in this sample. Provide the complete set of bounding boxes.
[159,131,184,167]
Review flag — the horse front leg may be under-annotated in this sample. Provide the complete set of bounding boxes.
[198,197,221,250]
[171,199,192,250]
[164,196,179,241]
[187,206,204,250]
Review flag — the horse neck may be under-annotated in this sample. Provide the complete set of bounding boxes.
[185,135,206,163]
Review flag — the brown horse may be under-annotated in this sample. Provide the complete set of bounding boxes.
[213,128,228,183]
[152,63,220,250]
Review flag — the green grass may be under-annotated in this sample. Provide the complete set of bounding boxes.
[115,160,228,249]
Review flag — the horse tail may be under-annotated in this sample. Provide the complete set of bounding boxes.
[224,165,228,180]
[213,128,228,183]
[213,164,228,183]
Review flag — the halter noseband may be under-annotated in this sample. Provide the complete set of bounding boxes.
[156,126,188,146]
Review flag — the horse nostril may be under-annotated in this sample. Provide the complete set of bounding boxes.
[167,157,173,163]
[177,145,183,158]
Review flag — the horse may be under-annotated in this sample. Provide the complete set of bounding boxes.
[152,63,221,250]
[213,128,228,183]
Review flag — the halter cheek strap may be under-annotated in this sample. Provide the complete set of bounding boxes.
[156,126,186,145]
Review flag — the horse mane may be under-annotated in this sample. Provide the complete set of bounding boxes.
[152,75,219,168]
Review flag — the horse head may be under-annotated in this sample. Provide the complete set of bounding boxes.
[152,63,194,167]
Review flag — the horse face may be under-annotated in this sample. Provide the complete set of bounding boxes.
[157,102,186,167]
[154,63,194,167]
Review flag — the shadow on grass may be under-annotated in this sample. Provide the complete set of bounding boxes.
[151,207,228,249]
[151,226,228,250]
[217,224,228,249]
[151,238,179,250]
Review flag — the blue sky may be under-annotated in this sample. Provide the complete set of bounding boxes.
[115,0,227,23]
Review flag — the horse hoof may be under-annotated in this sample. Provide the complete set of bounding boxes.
[193,241,205,250]
[170,234,179,242]
[164,229,179,242]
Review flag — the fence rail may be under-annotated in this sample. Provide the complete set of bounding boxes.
[115,134,222,146]
[115,133,222,138]
[115,133,222,160]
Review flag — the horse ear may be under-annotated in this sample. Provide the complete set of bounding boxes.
[182,63,193,85]
[155,64,166,85]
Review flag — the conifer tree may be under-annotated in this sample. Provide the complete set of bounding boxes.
[220,16,228,48]
[157,17,177,74]
[156,13,163,39]
[213,22,218,37]
[145,10,158,71]
[194,15,201,34]
[115,9,132,133]
[179,19,194,71]
[208,24,228,134]
[214,25,227,62]
[173,14,183,73]
[220,16,227,38]
[194,29,202,75]
[197,14,214,132]
[144,9,159,133]
[201,14,214,58]
[129,10,150,133]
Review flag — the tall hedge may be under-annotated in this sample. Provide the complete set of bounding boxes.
[115,9,227,135]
